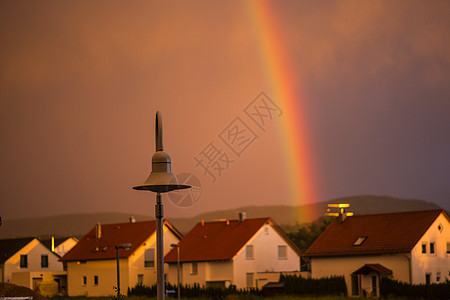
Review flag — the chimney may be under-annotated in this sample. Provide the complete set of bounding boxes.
[238,212,246,224]
[129,216,136,223]
[338,208,346,223]
[95,222,102,239]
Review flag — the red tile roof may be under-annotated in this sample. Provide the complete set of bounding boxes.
[61,220,181,261]
[165,217,301,263]
[305,209,447,257]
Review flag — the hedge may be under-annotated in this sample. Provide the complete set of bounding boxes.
[280,274,347,297]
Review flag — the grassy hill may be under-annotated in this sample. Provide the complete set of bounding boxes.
[0,195,442,239]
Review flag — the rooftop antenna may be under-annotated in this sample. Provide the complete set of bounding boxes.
[326,203,353,223]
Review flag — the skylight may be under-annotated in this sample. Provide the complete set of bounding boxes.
[354,236,367,246]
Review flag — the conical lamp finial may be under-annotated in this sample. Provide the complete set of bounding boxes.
[133,111,190,193]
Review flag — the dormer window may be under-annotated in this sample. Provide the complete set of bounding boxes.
[354,237,367,246]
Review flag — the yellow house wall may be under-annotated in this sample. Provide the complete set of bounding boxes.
[411,213,450,284]
[5,239,64,285]
[311,254,410,295]
[66,259,128,297]
[128,225,180,288]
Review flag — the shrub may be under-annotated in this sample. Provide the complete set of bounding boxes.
[280,274,347,297]
[380,277,449,300]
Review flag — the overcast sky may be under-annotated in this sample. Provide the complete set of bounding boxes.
[1,0,449,221]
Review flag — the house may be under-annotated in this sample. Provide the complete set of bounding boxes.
[304,209,450,297]
[61,219,182,297]
[164,215,303,289]
[39,237,79,258]
[0,237,65,294]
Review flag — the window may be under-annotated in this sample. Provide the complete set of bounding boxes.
[430,242,435,254]
[144,248,155,268]
[245,245,254,260]
[354,236,367,246]
[278,245,287,260]
[93,276,98,286]
[41,255,48,268]
[246,273,254,288]
[422,243,427,254]
[190,262,198,275]
[20,255,28,268]
[447,242,450,254]
[82,276,87,286]
[137,274,143,285]
[436,272,441,282]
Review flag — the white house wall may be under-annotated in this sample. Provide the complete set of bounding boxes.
[205,261,233,282]
[232,223,300,289]
[168,260,234,287]
[174,261,207,287]
[411,213,450,284]
[55,238,78,257]
[5,239,63,285]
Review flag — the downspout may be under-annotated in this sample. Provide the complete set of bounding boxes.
[403,254,412,284]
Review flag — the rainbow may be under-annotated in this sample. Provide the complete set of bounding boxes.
[246,1,320,221]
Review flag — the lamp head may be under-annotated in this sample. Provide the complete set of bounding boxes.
[133,111,190,193]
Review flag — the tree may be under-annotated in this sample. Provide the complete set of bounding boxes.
[287,216,334,252]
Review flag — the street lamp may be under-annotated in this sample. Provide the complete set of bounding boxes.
[170,244,181,300]
[133,111,190,300]
[115,243,132,300]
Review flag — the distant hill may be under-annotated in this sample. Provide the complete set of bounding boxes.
[0,195,442,239]
[0,213,153,239]
[170,195,442,233]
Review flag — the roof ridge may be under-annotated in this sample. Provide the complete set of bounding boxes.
[348,209,443,218]
[93,220,156,227]
[200,217,270,223]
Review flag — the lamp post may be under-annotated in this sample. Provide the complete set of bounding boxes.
[133,111,190,300]
[115,243,132,300]
[170,244,181,300]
